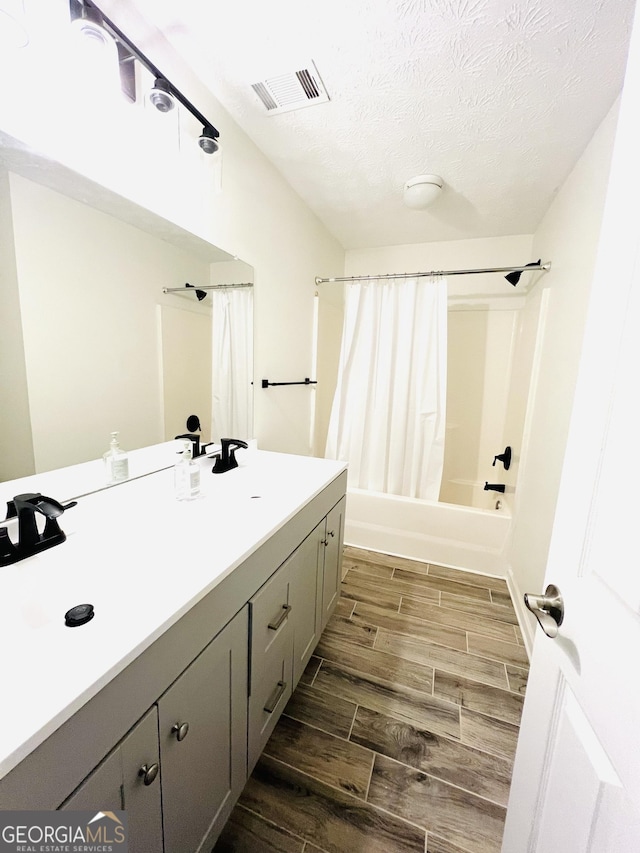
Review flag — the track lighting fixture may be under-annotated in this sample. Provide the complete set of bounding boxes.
[149,77,175,113]
[69,0,220,152]
[198,126,219,155]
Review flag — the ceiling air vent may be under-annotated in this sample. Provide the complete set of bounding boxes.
[251,61,330,114]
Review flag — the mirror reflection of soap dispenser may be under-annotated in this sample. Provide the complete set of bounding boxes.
[174,440,201,501]
[104,431,129,484]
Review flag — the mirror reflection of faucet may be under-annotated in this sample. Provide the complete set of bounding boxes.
[0,493,77,566]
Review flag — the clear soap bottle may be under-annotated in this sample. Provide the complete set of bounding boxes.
[174,440,201,501]
[103,431,129,484]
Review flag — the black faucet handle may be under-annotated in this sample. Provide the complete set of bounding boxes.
[492,446,512,470]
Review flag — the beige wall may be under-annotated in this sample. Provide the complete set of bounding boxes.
[443,306,518,508]
[506,100,620,598]
[9,173,213,472]
[0,172,34,480]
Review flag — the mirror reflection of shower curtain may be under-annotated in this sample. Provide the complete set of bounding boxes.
[325,276,447,500]
[211,287,254,441]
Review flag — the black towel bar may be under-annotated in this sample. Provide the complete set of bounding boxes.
[261,378,317,388]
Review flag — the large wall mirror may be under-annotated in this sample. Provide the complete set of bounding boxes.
[0,132,254,483]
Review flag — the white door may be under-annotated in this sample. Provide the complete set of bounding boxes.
[501,7,640,851]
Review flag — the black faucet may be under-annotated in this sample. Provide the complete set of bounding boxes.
[0,493,77,566]
[484,482,506,493]
[211,439,249,474]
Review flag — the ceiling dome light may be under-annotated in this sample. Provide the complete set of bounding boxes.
[198,126,219,154]
[403,174,443,209]
[149,77,175,112]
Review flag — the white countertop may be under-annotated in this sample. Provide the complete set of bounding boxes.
[0,449,346,780]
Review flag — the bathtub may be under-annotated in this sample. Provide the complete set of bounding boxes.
[344,487,511,576]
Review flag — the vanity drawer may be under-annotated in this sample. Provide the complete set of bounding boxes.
[247,623,293,771]
[250,558,293,659]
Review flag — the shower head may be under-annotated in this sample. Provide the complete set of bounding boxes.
[505,259,542,286]
[185,283,207,301]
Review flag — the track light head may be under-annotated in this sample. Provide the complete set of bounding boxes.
[198,125,219,154]
[149,76,175,112]
[70,3,111,48]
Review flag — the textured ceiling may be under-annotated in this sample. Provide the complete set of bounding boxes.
[130,0,635,250]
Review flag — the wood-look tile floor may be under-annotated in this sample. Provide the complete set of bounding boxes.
[214,546,528,853]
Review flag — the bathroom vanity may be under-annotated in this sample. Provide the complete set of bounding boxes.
[0,449,347,853]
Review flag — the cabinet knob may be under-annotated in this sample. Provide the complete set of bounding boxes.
[327,529,335,537]
[171,721,190,742]
[138,762,159,786]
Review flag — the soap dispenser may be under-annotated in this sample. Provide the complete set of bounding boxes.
[103,431,129,484]
[174,440,201,501]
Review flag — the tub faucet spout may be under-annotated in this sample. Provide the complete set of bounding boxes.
[484,482,506,493]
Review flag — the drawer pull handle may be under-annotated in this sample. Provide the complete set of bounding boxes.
[268,604,291,631]
[138,763,159,786]
[264,680,287,714]
[171,721,190,742]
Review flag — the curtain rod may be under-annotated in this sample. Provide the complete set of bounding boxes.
[163,282,253,295]
[314,262,551,285]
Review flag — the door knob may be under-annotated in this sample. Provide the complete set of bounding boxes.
[524,584,564,638]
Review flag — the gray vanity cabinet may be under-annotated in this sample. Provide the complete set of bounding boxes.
[1,468,347,853]
[290,519,326,686]
[320,497,346,630]
[60,707,163,853]
[248,557,294,772]
[248,496,346,770]
[158,607,248,853]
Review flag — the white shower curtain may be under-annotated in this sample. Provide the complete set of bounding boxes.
[325,276,447,500]
[211,287,254,441]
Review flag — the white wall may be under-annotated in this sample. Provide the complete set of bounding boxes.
[506,100,620,608]
[319,235,533,501]
[0,0,344,465]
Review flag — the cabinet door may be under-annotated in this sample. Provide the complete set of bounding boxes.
[321,497,346,630]
[120,707,163,853]
[60,745,123,812]
[158,609,248,853]
[248,561,294,772]
[60,709,162,852]
[290,520,325,687]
